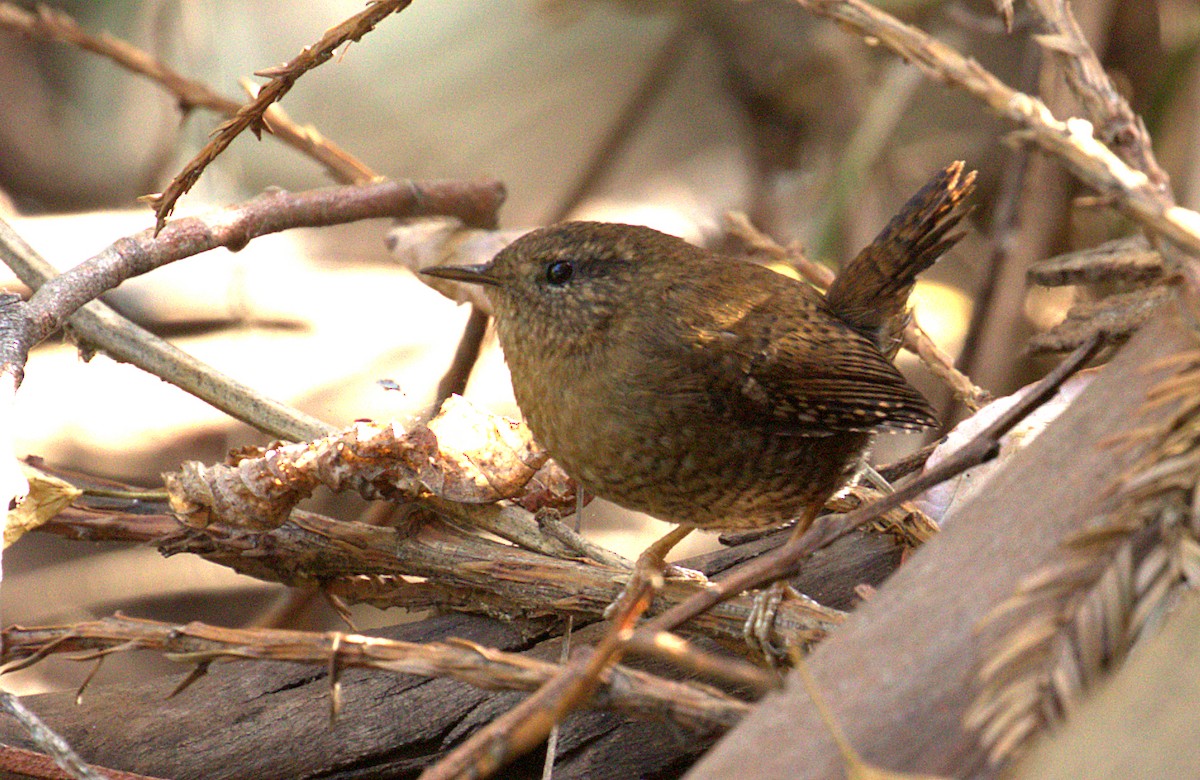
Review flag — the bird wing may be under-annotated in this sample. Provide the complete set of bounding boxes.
[664,270,937,436]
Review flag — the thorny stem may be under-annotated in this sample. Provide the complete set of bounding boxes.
[148,0,414,230]
[0,2,377,187]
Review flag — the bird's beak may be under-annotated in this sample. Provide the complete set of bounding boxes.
[420,263,502,287]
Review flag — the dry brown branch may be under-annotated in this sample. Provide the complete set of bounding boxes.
[723,211,835,288]
[256,91,379,185]
[791,0,1200,271]
[44,482,901,651]
[830,485,938,549]
[0,741,166,780]
[36,499,842,651]
[1026,0,1168,188]
[27,179,504,348]
[905,318,990,410]
[424,495,587,561]
[147,0,412,230]
[0,177,503,444]
[165,396,548,532]
[0,612,725,777]
[0,615,748,738]
[532,507,632,570]
[0,693,119,780]
[433,305,491,409]
[0,227,330,443]
[422,546,661,780]
[0,3,377,186]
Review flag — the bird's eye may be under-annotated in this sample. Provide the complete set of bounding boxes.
[545,260,574,285]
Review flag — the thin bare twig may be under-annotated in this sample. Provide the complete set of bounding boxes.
[625,628,780,693]
[433,305,490,410]
[420,547,662,780]
[723,211,835,288]
[0,693,109,780]
[28,179,504,349]
[0,219,328,442]
[0,2,377,187]
[0,742,167,780]
[0,179,503,442]
[904,317,990,410]
[148,0,413,230]
[791,0,1200,266]
[0,615,748,738]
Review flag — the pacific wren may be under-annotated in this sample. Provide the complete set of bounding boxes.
[423,162,975,531]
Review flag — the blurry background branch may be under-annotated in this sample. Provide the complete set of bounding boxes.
[794,0,1200,267]
[146,0,414,229]
[0,177,504,443]
[0,2,378,187]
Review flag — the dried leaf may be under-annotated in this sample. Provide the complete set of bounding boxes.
[6,465,82,548]
[165,396,547,531]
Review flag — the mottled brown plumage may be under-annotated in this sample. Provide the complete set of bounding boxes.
[423,162,975,530]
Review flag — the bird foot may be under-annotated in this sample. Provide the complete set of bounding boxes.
[743,580,797,666]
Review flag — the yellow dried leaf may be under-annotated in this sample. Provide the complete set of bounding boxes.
[6,466,81,547]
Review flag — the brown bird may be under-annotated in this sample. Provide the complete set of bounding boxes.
[423,162,974,535]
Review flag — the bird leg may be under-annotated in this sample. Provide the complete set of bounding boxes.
[604,525,694,621]
[744,502,824,664]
